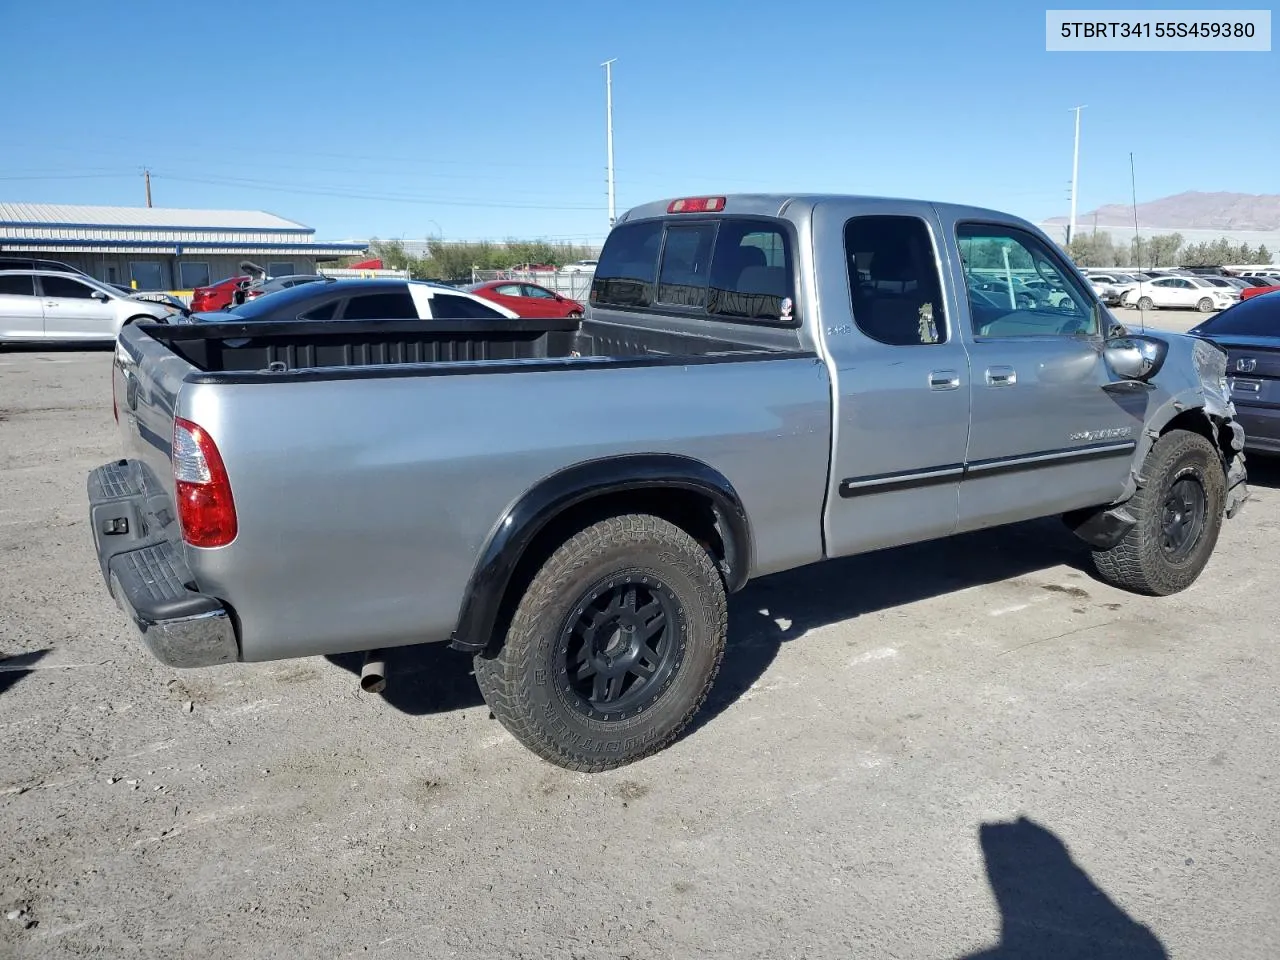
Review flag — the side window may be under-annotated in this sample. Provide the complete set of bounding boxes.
[590,220,663,308]
[0,274,36,296]
[341,292,419,320]
[845,216,946,345]
[299,300,339,321]
[1153,279,1174,288]
[956,223,1095,338]
[656,223,716,308]
[41,275,97,299]
[429,294,505,319]
[494,284,523,296]
[708,220,794,322]
[520,285,556,299]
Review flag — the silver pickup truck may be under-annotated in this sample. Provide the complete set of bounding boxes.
[88,193,1249,771]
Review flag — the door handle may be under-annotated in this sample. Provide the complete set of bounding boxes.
[985,365,1017,386]
[928,369,960,391]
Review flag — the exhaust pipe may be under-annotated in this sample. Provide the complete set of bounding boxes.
[360,650,387,694]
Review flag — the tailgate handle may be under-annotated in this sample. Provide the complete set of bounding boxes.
[1231,378,1261,394]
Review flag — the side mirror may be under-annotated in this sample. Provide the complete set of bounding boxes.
[90,289,110,302]
[1104,334,1168,382]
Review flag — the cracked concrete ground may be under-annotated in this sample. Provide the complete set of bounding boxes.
[2,311,1277,959]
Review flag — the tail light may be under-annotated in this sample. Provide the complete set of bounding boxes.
[172,417,237,548]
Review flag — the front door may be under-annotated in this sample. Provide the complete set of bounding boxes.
[946,220,1143,532]
[818,205,973,557]
[38,274,118,340]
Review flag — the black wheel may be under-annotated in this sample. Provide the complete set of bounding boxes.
[1137,296,1155,311]
[473,513,728,771]
[1091,429,1226,596]
[1197,297,1215,313]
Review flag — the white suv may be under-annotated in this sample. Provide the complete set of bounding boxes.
[0,270,176,346]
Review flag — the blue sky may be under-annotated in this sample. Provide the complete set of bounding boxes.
[2,0,1275,243]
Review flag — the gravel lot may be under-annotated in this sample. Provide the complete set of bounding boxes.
[2,310,1277,959]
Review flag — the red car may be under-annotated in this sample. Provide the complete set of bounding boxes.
[467,280,584,318]
[190,275,251,312]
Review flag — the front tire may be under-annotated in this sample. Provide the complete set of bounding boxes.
[1197,297,1215,313]
[474,514,728,771]
[1091,429,1226,596]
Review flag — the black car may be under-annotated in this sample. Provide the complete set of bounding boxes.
[1189,290,1280,455]
[184,277,516,324]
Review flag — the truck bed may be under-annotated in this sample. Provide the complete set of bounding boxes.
[137,316,798,382]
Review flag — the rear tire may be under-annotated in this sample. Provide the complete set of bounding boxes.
[1090,429,1225,596]
[1197,297,1215,313]
[473,514,728,772]
[1137,296,1155,311]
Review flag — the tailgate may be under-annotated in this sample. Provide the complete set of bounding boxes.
[1218,338,1280,409]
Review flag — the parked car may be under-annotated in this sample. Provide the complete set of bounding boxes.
[88,192,1248,771]
[1240,277,1280,301]
[466,280,585,318]
[1086,272,1142,305]
[184,277,519,324]
[1190,293,1280,454]
[0,270,177,346]
[191,275,252,312]
[241,273,328,303]
[1123,276,1240,312]
[561,259,599,274]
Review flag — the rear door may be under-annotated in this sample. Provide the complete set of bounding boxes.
[816,203,973,556]
[38,274,119,339]
[0,273,45,339]
[520,284,564,317]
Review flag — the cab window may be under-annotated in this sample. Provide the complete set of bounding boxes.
[956,223,1096,338]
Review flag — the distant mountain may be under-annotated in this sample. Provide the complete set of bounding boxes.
[1044,191,1280,231]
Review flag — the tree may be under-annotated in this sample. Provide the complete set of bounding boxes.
[1257,245,1272,264]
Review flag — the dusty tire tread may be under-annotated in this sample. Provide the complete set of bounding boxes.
[473,513,728,772]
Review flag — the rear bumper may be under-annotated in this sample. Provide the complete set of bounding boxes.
[87,460,240,668]
[1235,405,1280,455]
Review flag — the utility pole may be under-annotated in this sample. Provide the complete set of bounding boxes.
[602,58,617,227]
[144,168,153,208]
[1067,105,1085,245]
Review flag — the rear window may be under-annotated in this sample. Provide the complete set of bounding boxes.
[708,221,793,322]
[1194,295,1280,337]
[592,216,794,322]
[590,220,663,308]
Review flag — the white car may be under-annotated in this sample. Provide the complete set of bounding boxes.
[1085,272,1142,305]
[1123,275,1240,312]
[560,259,598,274]
[0,270,176,346]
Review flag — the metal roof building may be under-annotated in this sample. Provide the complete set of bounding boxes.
[0,202,367,292]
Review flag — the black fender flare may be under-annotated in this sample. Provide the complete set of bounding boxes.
[449,454,753,654]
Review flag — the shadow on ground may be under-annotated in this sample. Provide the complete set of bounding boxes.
[327,516,1091,729]
[0,650,50,697]
[958,816,1167,959]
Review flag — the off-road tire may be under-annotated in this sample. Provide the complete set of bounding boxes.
[1197,297,1215,313]
[473,513,728,771]
[1091,429,1225,596]
[1137,296,1155,311]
